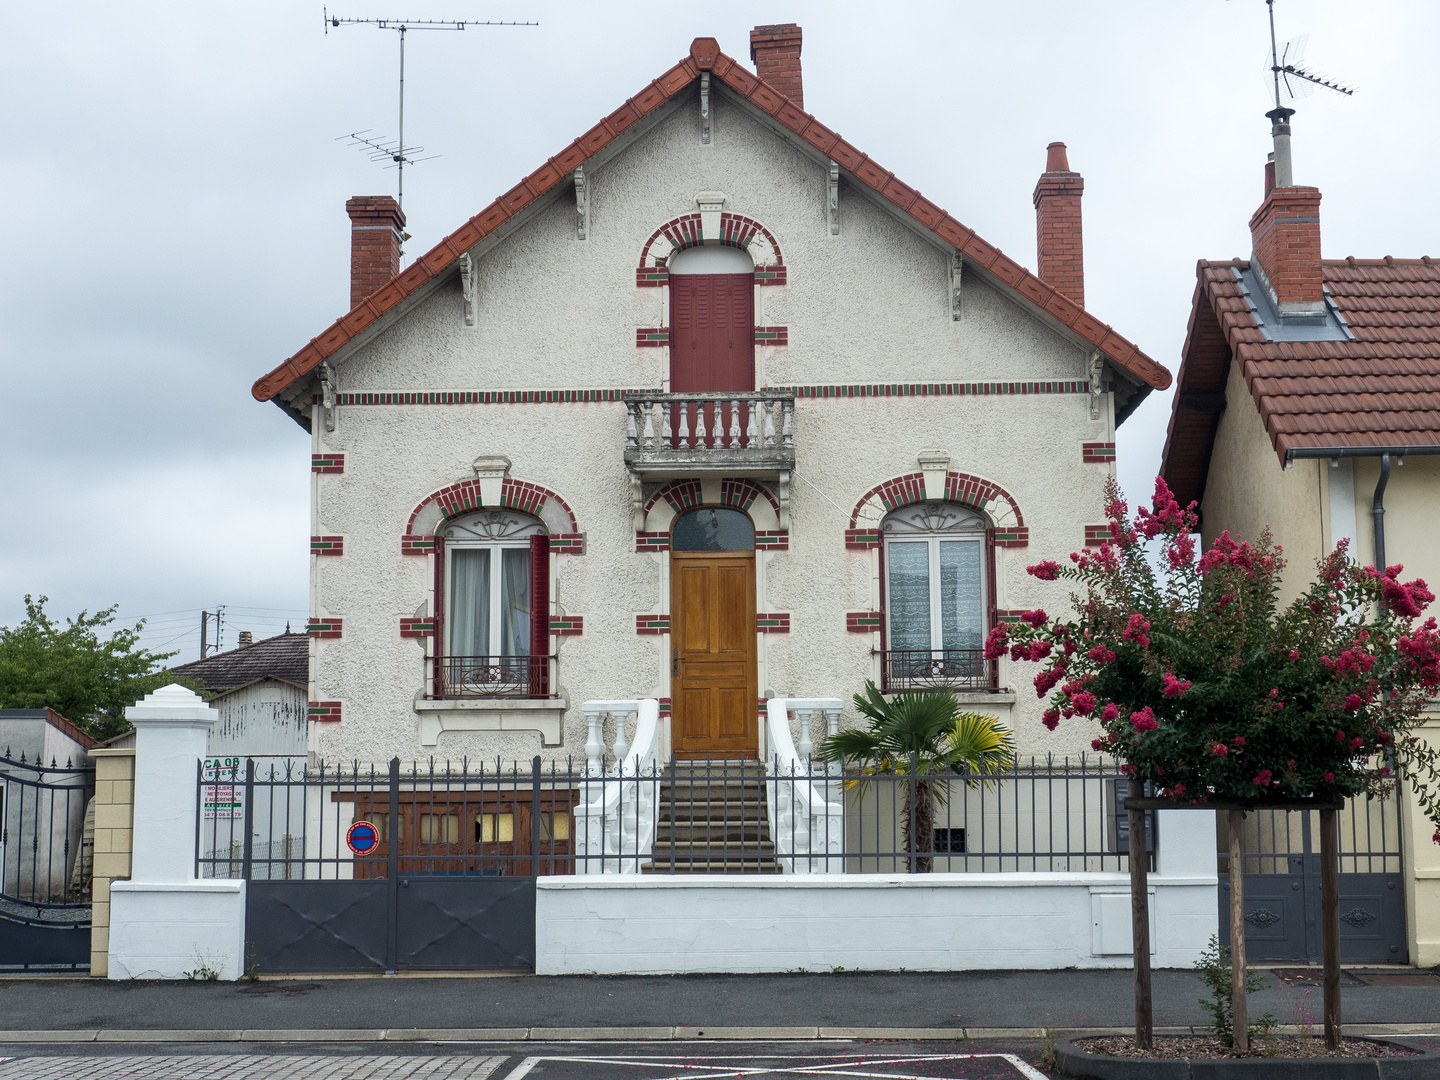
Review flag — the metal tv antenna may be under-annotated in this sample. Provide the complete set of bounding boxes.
[1263,0,1354,186]
[324,9,538,209]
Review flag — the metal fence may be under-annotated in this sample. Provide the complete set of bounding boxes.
[0,752,95,906]
[196,752,1152,879]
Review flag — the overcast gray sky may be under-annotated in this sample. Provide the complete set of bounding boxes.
[2,0,1435,664]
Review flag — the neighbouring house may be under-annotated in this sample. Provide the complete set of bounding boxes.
[251,25,1169,771]
[0,707,95,767]
[1158,111,1440,964]
[165,629,310,760]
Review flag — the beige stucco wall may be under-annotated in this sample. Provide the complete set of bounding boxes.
[1199,362,1324,606]
[306,83,1122,768]
[89,748,135,977]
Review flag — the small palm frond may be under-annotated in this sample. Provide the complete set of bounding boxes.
[945,712,1015,788]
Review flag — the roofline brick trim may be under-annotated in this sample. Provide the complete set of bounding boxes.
[406,476,579,536]
[252,37,1170,404]
[849,470,1025,532]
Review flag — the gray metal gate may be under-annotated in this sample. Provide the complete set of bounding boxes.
[0,752,94,972]
[200,757,558,974]
[1219,793,1406,963]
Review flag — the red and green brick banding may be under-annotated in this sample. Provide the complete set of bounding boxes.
[306,619,343,639]
[311,535,344,556]
[311,453,345,474]
[1084,524,1111,548]
[550,616,584,636]
[846,611,882,633]
[756,613,790,633]
[635,328,670,347]
[636,614,670,634]
[401,534,436,555]
[753,326,788,345]
[400,617,435,638]
[636,532,670,553]
[309,701,342,722]
[1082,442,1116,464]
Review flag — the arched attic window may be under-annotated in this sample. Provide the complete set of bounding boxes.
[881,502,995,692]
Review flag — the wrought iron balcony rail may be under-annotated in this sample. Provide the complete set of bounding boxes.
[880,648,998,692]
[425,654,556,700]
[624,391,795,475]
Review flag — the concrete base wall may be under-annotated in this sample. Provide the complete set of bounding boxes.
[535,873,1217,975]
[108,881,246,980]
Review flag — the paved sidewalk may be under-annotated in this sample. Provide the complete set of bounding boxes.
[1,969,1438,1035]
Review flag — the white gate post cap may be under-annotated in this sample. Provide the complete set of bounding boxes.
[125,684,216,726]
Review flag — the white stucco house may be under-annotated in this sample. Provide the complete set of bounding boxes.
[251,24,1172,771]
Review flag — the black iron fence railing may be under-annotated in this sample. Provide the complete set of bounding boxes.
[195,753,1157,879]
[0,752,95,908]
[424,654,556,700]
[880,649,998,692]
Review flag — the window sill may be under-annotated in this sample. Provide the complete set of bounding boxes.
[414,695,569,748]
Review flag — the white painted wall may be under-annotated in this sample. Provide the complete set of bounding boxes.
[108,685,246,980]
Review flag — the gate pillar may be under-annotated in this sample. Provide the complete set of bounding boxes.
[108,685,247,980]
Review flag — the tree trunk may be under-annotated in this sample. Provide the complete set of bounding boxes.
[904,777,934,873]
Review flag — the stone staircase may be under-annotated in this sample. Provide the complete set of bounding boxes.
[642,760,780,874]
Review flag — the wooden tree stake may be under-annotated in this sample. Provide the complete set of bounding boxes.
[1128,778,1153,1050]
[1228,809,1248,1052]
[1320,807,1342,1051]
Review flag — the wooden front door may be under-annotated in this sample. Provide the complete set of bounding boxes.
[671,551,758,758]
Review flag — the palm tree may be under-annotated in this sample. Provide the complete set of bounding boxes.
[821,681,1014,872]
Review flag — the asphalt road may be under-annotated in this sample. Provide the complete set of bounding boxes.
[2,969,1439,1033]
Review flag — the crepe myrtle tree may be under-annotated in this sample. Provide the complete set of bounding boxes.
[984,477,1440,834]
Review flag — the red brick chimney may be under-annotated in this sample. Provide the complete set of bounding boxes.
[1248,181,1324,316]
[1032,142,1085,308]
[750,24,803,108]
[345,196,406,309]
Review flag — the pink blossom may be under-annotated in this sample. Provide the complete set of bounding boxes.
[1166,534,1196,569]
[1041,709,1060,731]
[1091,739,1104,751]
[983,624,1009,660]
[1232,736,1246,747]
[1123,614,1151,649]
[1288,650,1299,660]
[1212,744,1228,756]
[1162,673,1192,698]
[1026,560,1061,581]
[1088,645,1116,664]
[1252,769,1273,787]
[1323,772,1334,784]
[1433,829,1440,846]
[1336,730,1347,743]
[1130,706,1158,733]
[1021,609,1048,628]
[1101,703,1119,722]
[1350,736,1365,752]
[1071,690,1097,716]
[1345,694,1363,712]
[1034,668,1063,698]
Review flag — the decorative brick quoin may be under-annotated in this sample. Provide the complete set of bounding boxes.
[846,611,881,633]
[306,618,343,639]
[756,612,791,633]
[399,617,435,639]
[1084,524,1111,547]
[311,453,345,474]
[1082,442,1116,464]
[635,328,669,347]
[401,534,436,555]
[635,532,670,553]
[310,535,344,556]
[755,530,789,550]
[550,615,584,636]
[308,701,342,722]
[636,614,670,635]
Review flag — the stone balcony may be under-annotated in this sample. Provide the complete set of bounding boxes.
[624,391,795,528]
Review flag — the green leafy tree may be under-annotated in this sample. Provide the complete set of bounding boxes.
[0,595,193,741]
[822,681,1015,872]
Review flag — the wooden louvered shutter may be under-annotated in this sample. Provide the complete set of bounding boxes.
[529,533,550,696]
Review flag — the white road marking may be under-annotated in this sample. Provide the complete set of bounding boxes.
[492,1052,1047,1080]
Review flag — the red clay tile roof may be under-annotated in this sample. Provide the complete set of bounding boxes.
[1160,256,1440,507]
[171,631,309,693]
[252,37,1170,405]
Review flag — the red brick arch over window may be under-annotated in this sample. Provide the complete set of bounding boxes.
[635,212,786,287]
[845,471,1028,549]
[402,477,583,555]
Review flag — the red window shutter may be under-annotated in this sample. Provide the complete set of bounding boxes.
[529,534,550,696]
[432,535,446,699]
[668,272,755,392]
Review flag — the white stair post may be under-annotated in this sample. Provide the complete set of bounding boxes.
[108,685,246,979]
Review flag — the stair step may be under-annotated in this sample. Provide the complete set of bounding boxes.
[642,859,782,874]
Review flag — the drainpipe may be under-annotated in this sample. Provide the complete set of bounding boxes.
[1286,446,1440,568]
[1372,453,1391,571]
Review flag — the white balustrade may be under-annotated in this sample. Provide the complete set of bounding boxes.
[764,697,845,874]
[623,393,795,457]
[576,699,661,874]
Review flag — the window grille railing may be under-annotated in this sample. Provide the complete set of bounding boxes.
[425,654,556,700]
[880,648,997,692]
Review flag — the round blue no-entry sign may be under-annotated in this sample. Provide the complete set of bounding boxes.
[347,820,380,854]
